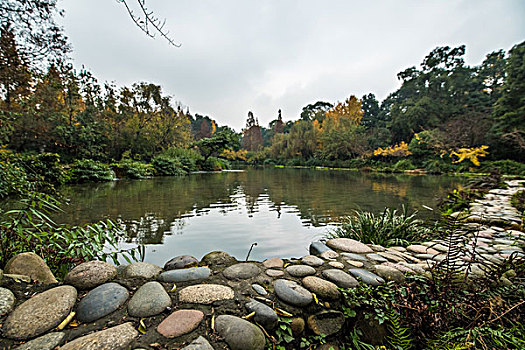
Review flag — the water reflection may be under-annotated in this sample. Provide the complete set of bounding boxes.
[57,168,463,263]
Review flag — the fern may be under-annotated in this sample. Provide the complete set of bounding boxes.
[386,309,413,350]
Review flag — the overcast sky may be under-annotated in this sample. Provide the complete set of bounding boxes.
[59,0,524,131]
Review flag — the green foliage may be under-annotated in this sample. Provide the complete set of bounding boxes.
[341,281,397,325]
[346,328,376,350]
[151,155,186,176]
[329,206,430,247]
[69,159,114,183]
[511,190,525,217]
[19,152,68,185]
[490,41,525,161]
[268,317,295,350]
[160,147,202,172]
[386,309,413,350]
[392,159,416,172]
[0,191,138,277]
[193,130,240,163]
[112,158,153,179]
[0,149,29,198]
[480,160,525,175]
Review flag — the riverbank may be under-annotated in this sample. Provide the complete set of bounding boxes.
[0,180,524,349]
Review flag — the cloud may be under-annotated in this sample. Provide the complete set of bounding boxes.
[60,0,525,130]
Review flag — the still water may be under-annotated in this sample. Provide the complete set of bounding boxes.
[58,168,463,265]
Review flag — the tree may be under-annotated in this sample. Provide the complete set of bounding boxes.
[300,101,333,122]
[0,0,69,68]
[360,93,380,129]
[0,24,30,108]
[317,96,366,160]
[193,130,239,162]
[490,41,525,160]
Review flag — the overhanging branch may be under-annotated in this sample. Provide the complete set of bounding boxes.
[117,0,181,47]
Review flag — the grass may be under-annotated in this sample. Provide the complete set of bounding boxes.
[327,206,431,247]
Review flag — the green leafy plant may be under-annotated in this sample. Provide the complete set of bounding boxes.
[151,155,186,176]
[268,317,295,350]
[386,309,413,350]
[69,159,114,183]
[329,206,430,247]
[112,158,153,179]
[0,191,138,277]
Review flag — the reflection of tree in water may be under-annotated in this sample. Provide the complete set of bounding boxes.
[58,169,463,244]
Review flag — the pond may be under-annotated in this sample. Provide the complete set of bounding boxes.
[58,168,464,265]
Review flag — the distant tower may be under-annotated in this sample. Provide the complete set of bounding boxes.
[274,109,284,134]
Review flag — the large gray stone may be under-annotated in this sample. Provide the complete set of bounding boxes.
[128,281,171,317]
[326,238,373,254]
[15,332,65,350]
[179,284,234,304]
[302,276,340,300]
[223,263,261,280]
[122,262,162,279]
[3,286,77,340]
[349,268,385,286]
[322,269,359,288]
[245,299,278,330]
[181,336,214,350]
[77,282,129,323]
[64,260,117,289]
[301,255,324,267]
[286,265,316,277]
[273,279,312,307]
[215,315,265,350]
[0,287,15,316]
[59,322,137,350]
[309,241,334,256]
[158,267,211,283]
[4,252,57,284]
[340,252,368,261]
[374,265,405,283]
[164,255,199,270]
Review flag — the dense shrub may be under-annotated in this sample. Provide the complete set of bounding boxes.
[200,156,230,171]
[152,155,186,176]
[19,153,68,185]
[328,207,430,247]
[481,160,525,175]
[69,159,114,183]
[0,150,29,198]
[393,159,416,172]
[0,150,65,196]
[160,147,201,172]
[112,159,153,179]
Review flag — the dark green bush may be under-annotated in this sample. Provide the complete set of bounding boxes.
[393,159,416,172]
[69,159,114,183]
[20,152,68,185]
[160,147,201,172]
[112,159,153,179]
[480,160,525,175]
[152,155,186,176]
[199,156,230,171]
[0,150,29,198]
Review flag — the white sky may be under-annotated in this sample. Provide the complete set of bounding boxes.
[59,0,525,131]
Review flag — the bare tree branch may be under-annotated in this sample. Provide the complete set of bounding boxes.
[117,0,181,47]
